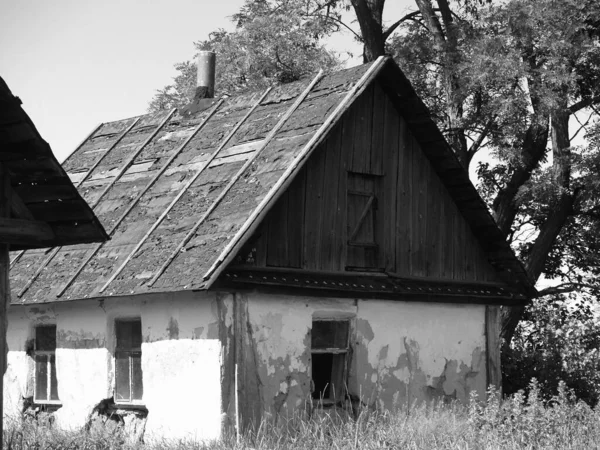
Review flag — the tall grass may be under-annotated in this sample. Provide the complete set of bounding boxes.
[5,381,600,450]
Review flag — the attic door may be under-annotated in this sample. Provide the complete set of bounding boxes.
[346,172,383,270]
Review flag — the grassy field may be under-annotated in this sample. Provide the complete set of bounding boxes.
[5,382,600,450]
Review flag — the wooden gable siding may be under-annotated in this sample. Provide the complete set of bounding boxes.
[234,82,501,283]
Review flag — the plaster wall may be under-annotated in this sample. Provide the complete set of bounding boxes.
[242,294,486,416]
[5,291,487,441]
[4,291,223,442]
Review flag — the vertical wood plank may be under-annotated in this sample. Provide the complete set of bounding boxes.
[411,134,428,277]
[303,139,327,270]
[426,164,440,277]
[486,305,502,394]
[266,192,289,267]
[319,124,343,271]
[286,170,305,269]
[233,293,263,429]
[439,185,449,279]
[370,84,386,176]
[0,167,10,441]
[340,105,358,269]
[334,123,349,271]
[382,93,399,273]
[396,116,412,276]
[255,223,268,267]
[350,86,373,174]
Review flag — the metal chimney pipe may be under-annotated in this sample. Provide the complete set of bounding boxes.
[197,51,216,99]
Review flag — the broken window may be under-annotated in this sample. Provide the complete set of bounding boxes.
[34,325,59,403]
[115,319,143,404]
[346,172,383,270]
[311,319,350,404]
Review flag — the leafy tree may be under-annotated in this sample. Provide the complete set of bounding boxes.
[505,295,600,406]
[349,0,600,357]
[149,0,343,111]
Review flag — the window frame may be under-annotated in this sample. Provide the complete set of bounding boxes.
[33,324,60,405]
[310,319,351,406]
[113,318,144,406]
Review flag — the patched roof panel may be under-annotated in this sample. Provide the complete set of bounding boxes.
[11,61,376,303]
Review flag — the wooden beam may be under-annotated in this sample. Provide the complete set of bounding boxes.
[486,305,502,394]
[0,218,54,245]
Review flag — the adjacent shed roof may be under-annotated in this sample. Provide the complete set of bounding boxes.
[9,57,536,304]
[0,77,108,250]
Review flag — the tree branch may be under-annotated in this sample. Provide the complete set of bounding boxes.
[536,282,597,297]
[467,117,495,159]
[436,0,457,47]
[316,13,363,40]
[570,110,594,141]
[382,11,421,40]
[414,0,446,46]
[568,95,600,115]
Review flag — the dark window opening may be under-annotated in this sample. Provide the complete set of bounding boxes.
[115,319,143,404]
[311,320,350,404]
[346,172,383,271]
[34,325,59,403]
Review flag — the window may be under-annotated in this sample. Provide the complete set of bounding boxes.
[114,319,143,404]
[346,172,383,270]
[311,320,350,404]
[34,325,59,403]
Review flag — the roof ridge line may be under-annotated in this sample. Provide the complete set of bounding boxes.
[16,110,174,300]
[98,86,276,295]
[201,56,389,289]
[9,118,140,269]
[55,100,225,299]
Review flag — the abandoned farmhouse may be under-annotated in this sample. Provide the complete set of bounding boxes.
[4,55,535,441]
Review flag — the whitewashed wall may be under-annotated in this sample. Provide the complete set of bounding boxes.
[4,291,223,442]
[4,291,487,441]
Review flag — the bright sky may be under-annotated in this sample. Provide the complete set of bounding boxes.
[1,0,414,162]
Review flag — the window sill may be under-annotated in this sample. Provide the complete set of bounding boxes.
[31,402,62,413]
[112,402,147,413]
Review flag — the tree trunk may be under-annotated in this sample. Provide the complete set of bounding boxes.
[492,120,549,235]
[500,108,574,352]
[350,0,387,62]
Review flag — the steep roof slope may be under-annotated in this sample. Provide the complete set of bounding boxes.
[0,77,108,249]
[9,57,535,304]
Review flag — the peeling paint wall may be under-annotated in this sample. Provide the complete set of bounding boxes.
[238,294,486,418]
[351,300,486,409]
[5,291,488,440]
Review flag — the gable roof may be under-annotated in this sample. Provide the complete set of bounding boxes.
[0,77,108,249]
[9,57,536,304]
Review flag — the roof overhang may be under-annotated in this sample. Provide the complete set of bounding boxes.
[0,77,108,250]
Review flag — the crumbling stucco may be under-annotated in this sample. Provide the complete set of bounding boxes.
[239,294,487,418]
[350,300,486,409]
